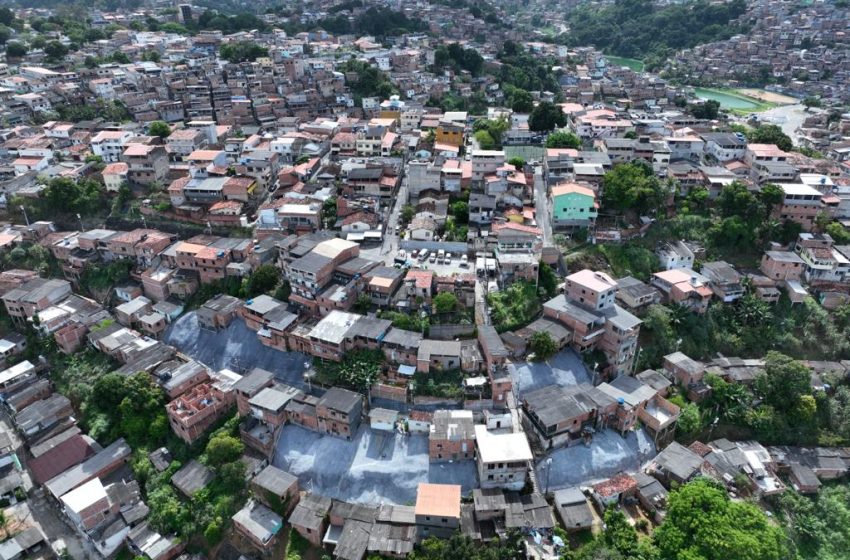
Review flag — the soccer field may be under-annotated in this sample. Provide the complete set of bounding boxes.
[504,145,545,162]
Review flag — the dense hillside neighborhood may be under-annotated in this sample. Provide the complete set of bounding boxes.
[0,0,847,559]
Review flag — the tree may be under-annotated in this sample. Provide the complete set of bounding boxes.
[5,41,26,58]
[747,124,793,152]
[602,507,640,556]
[322,197,337,228]
[529,331,557,361]
[689,99,720,120]
[472,118,509,147]
[205,433,244,467]
[755,351,812,411]
[602,162,666,214]
[450,201,469,224]
[433,292,459,314]
[274,280,291,302]
[44,40,68,60]
[507,157,525,169]
[802,96,821,109]
[400,204,415,225]
[473,130,496,150]
[219,41,268,63]
[545,130,581,149]
[148,121,171,139]
[528,101,567,132]
[716,180,763,220]
[244,264,280,297]
[537,262,558,298]
[653,478,788,560]
[508,88,534,113]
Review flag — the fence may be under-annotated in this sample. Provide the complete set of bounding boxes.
[400,240,468,254]
[428,324,476,340]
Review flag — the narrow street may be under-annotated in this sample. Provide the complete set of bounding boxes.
[533,166,553,247]
[380,177,408,261]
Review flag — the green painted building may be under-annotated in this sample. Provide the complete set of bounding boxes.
[552,182,598,229]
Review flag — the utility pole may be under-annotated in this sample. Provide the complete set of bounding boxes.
[19,205,29,227]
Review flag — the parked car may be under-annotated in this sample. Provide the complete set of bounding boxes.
[445,252,452,264]
[460,254,469,267]
[429,253,437,263]
[419,250,429,262]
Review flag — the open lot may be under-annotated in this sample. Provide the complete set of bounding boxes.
[537,429,656,492]
[164,311,311,388]
[510,348,592,396]
[273,425,478,504]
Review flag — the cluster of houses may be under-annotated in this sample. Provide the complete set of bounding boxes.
[0,354,158,558]
[671,0,850,105]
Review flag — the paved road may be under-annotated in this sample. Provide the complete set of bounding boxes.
[380,177,408,261]
[533,165,553,247]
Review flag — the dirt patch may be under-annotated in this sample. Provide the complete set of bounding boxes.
[736,89,798,105]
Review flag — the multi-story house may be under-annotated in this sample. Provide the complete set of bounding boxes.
[795,233,850,284]
[166,129,207,162]
[474,425,532,491]
[551,182,598,230]
[542,269,641,377]
[166,374,238,444]
[2,278,72,325]
[91,129,133,162]
[651,269,713,313]
[429,410,475,462]
[471,150,505,183]
[656,240,695,271]
[772,183,825,231]
[701,132,747,162]
[316,387,363,440]
[761,251,805,282]
[701,261,745,302]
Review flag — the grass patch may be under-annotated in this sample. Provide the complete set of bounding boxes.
[694,87,778,113]
[286,527,311,560]
[605,55,645,72]
[487,281,542,332]
[413,369,465,400]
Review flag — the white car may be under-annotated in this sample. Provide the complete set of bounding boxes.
[460,254,469,267]
[445,252,452,264]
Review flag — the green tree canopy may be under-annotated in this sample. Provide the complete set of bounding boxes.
[528,101,567,132]
[755,351,812,411]
[747,124,793,152]
[602,162,666,214]
[433,292,459,315]
[545,130,582,149]
[5,41,26,58]
[205,433,244,467]
[220,41,268,63]
[653,478,788,560]
[148,121,171,138]
[529,331,557,361]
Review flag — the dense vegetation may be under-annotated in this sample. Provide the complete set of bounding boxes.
[497,41,562,96]
[433,43,485,76]
[775,485,850,560]
[15,177,107,221]
[312,7,426,37]
[564,0,750,65]
[487,281,541,333]
[568,478,787,560]
[314,349,383,391]
[339,59,397,104]
[220,41,269,63]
